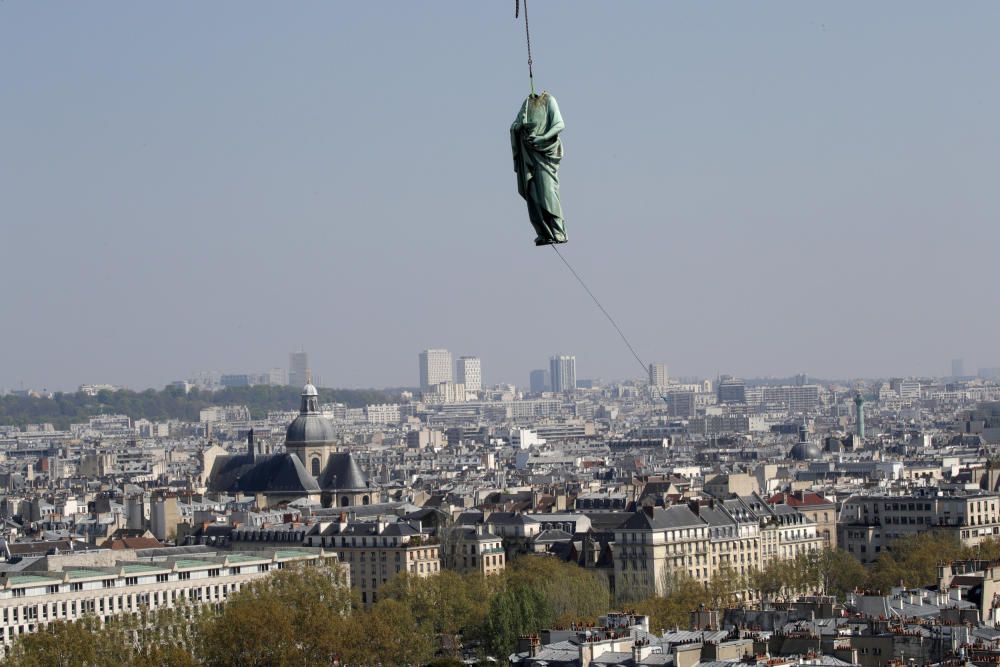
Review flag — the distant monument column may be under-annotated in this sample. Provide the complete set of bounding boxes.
[854,393,865,439]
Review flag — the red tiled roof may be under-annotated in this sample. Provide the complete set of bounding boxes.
[768,491,833,507]
[100,536,163,550]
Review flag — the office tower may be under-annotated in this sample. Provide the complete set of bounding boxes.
[419,349,452,391]
[952,358,965,378]
[456,356,482,392]
[268,367,287,386]
[289,350,309,388]
[529,369,550,394]
[549,355,577,393]
[648,363,668,388]
[717,375,746,404]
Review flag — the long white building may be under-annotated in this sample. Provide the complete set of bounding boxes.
[0,548,341,655]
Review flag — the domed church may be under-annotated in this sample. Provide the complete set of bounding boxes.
[207,383,373,508]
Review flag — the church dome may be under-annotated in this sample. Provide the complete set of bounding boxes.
[789,441,822,461]
[285,384,337,446]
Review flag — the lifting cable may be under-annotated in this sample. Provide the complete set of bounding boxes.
[516,1,666,406]
[515,0,535,95]
[551,245,669,405]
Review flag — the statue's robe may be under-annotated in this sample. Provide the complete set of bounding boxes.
[511,92,567,245]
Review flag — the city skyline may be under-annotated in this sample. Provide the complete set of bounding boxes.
[4,350,995,394]
[5,2,1000,389]
[7,2,1000,663]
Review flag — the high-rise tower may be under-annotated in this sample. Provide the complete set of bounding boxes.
[456,356,482,392]
[648,363,668,388]
[288,350,309,388]
[549,355,576,393]
[529,369,550,394]
[419,349,452,391]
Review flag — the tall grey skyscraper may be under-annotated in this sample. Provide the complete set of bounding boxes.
[529,369,550,394]
[288,350,309,388]
[952,358,965,378]
[648,362,668,388]
[549,355,576,393]
[456,356,482,392]
[419,349,452,390]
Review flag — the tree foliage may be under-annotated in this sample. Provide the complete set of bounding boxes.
[0,385,396,429]
[633,571,712,632]
[474,556,611,657]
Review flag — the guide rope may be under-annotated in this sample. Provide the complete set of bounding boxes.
[551,245,668,404]
[515,0,535,95]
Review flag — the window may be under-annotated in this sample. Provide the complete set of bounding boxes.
[179,572,191,581]
[102,579,115,589]
[125,577,138,586]
[70,583,83,592]
[157,574,169,583]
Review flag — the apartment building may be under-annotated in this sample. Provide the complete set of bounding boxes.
[447,525,506,576]
[838,490,1000,564]
[768,490,838,549]
[306,518,440,605]
[614,505,710,599]
[615,498,824,600]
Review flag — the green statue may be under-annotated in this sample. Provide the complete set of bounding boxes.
[511,92,567,245]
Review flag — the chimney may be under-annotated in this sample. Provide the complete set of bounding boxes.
[529,635,541,657]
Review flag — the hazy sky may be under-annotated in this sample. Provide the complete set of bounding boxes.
[3,2,1000,391]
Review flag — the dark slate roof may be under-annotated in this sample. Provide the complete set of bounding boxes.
[207,454,256,493]
[580,511,632,532]
[285,413,337,446]
[533,529,573,543]
[790,441,823,460]
[332,521,421,538]
[486,512,539,526]
[241,454,320,493]
[319,452,368,490]
[207,453,320,494]
[454,510,486,526]
[621,506,703,531]
[699,506,734,527]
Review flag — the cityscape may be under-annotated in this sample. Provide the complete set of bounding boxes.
[4,349,1000,665]
[5,2,1000,666]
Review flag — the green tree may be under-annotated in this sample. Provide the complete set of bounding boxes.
[748,560,791,602]
[633,570,710,632]
[5,617,109,667]
[199,562,353,667]
[503,556,611,627]
[816,548,867,598]
[341,599,436,667]
[868,532,962,591]
[478,583,548,658]
[379,570,491,655]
